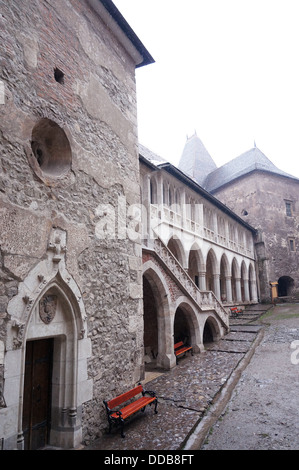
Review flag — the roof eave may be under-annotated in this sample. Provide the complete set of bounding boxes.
[210,168,299,194]
[139,153,160,171]
[88,0,155,68]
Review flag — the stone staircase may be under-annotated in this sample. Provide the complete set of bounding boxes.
[145,238,230,331]
[229,303,272,325]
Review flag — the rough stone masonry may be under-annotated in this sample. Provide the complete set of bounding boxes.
[0,0,148,449]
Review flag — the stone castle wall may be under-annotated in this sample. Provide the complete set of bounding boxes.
[0,0,143,446]
[214,172,299,301]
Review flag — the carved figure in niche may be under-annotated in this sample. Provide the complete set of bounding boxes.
[39,295,57,324]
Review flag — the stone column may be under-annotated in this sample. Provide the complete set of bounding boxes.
[156,312,176,370]
[156,173,163,206]
[243,277,250,302]
[180,188,187,230]
[143,174,151,243]
[213,274,221,300]
[250,280,258,303]
[235,277,242,302]
[198,272,206,291]
[225,275,233,302]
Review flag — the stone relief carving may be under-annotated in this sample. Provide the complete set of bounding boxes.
[7,227,87,349]
[39,294,57,324]
[48,228,67,264]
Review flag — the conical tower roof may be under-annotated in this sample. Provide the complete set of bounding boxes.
[178,133,217,186]
[204,145,299,192]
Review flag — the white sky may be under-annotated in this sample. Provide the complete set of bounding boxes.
[114,0,299,178]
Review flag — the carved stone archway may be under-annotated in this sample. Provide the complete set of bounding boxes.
[4,228,91,450]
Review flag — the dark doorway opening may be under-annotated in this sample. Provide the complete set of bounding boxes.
[203,322,214,344]
[278,276,295,297]
[23,338,53,450]
[143,276,158,365]
[174,307,191,345]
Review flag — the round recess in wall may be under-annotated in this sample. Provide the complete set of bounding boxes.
[28,118,72,185]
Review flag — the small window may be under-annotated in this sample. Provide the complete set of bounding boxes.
[285,201,292,217]
[54,67,65,84]
[289,239,296,252]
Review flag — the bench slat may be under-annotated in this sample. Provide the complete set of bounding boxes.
[175,346,192,356]
[111,395,156,420]
[174,341,184,350]
[107,384,143,409]
[104,384,158,437]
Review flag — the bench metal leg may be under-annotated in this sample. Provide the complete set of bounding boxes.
[120,418,125,438]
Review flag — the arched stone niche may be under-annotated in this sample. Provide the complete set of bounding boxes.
[5,228,92,450]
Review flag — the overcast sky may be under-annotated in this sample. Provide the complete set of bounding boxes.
[114,0,299,178]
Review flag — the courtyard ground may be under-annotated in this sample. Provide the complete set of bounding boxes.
[199,303,299,450]
[84,303,299,451]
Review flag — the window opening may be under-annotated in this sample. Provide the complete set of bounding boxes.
[54,67,65,84]
[285,201,292,217]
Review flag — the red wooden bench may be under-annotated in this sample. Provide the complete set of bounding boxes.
[103,384,158,437]
[174,341,193,364]
[230,307,243,317]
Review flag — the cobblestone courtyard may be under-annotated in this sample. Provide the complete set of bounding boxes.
[200,303,299,450]
[85,303,299,451]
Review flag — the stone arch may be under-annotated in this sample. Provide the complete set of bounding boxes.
[167,236,186,267]
[7,276,88,450]
[5,228,90,450]
[278,276,295,297]
[203,315,222,345]
[205,249,219,296]
[142,261,174,370]
[173,299,201,351]
[188,243,205,288]
[150,175,158,204]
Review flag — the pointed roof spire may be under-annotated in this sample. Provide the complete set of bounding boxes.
[178,133,217,186]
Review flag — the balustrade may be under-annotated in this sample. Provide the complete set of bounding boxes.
[149,204,254,257]
[153,238,229,328]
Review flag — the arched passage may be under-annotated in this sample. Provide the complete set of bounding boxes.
[143,276,159,363]
[278,276,295,297]
[142,262,174,370]
[174,307,192,345]
[188,244,204,288]
[167,236,185,267]
[173,300,202,355]
[203,316,221,345]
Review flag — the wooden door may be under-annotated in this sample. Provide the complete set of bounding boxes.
[22,339,53,450]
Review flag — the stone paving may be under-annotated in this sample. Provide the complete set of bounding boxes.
[84,306,268,451]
